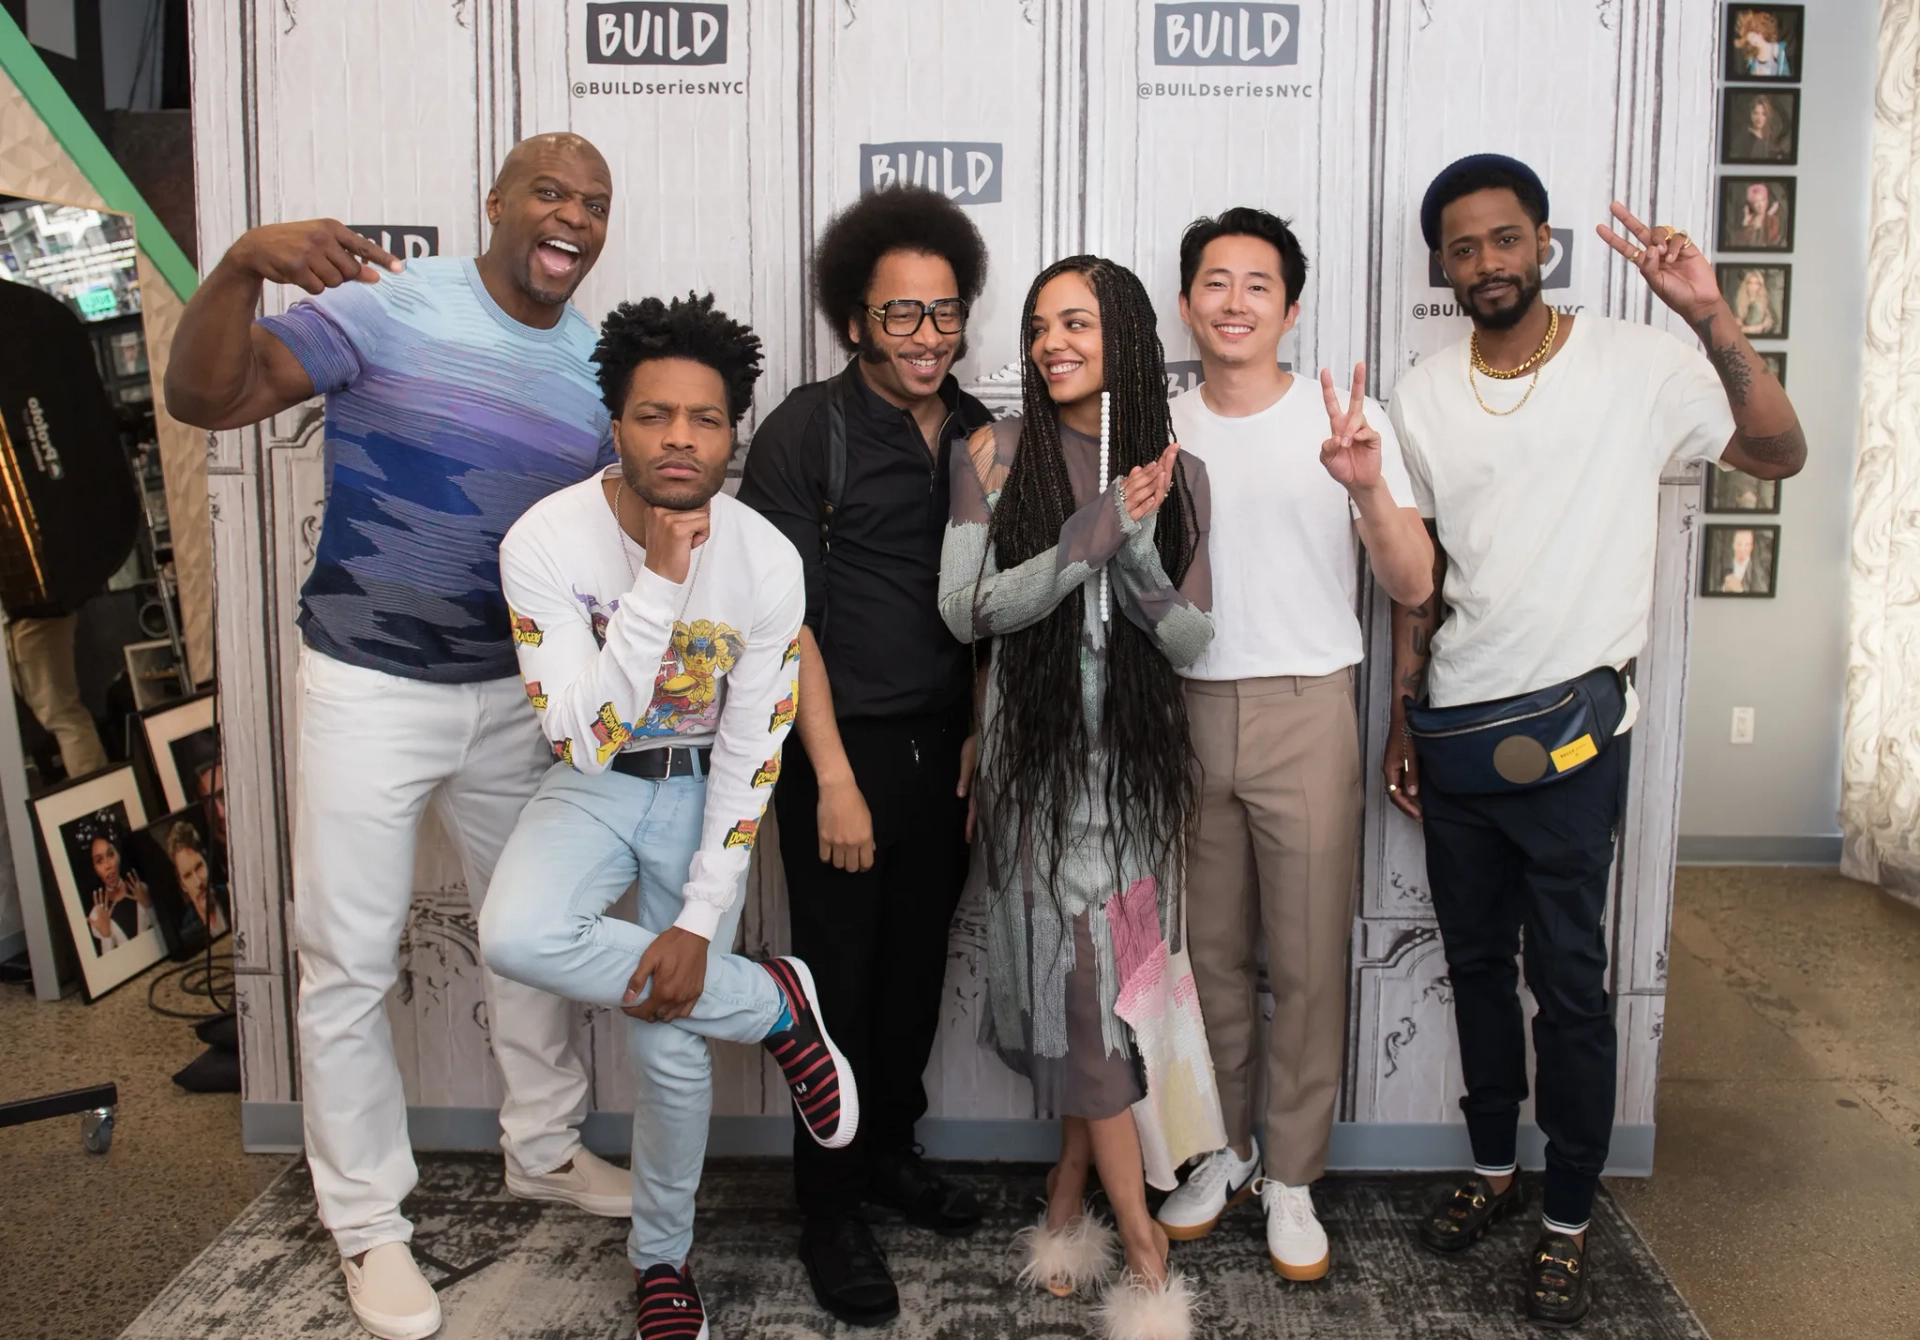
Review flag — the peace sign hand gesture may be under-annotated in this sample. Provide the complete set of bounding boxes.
[1595,201,1720,324]
[1319,363,1382,492]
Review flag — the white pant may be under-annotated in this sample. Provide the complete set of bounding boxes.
[294,647,590,1257]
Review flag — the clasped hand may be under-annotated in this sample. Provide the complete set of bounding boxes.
[1118,442,1182,523]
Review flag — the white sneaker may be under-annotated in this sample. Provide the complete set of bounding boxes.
[504,1146,632,1218]
[1154,1144,1260,1241]
[1258,1179,1330,1280]
[341,1241,442,1340]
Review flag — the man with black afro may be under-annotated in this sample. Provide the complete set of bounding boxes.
[737,186,995,1325]
[483,292,861,1340]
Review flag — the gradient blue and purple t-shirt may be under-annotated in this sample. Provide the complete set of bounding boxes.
[259,257,612,683]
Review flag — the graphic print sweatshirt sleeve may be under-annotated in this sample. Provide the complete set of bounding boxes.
[499,490,805,941]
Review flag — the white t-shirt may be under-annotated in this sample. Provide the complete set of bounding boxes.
[499,472,805,941]
[1389,315,1734,715]
[1170,376,1416,680]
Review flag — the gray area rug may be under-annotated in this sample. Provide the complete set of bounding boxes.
[122,1155,1706,1339]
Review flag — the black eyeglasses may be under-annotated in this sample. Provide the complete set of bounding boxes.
[865,298,969,336]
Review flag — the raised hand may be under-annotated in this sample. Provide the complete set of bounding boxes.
[1595,202,1720,323]
[231,219,403,296]
[1319,363,1382,492]
[87,889,114,943]
[1119,442,1182,523]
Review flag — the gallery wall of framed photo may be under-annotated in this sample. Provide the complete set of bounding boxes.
[1706,2,1804,600]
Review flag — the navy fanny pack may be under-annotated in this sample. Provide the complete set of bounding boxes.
[1404,666,1628,796]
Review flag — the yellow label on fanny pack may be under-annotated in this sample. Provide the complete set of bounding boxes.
[1551,734,1598,772]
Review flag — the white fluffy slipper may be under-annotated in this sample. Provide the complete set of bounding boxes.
[1093,1268,1199,1340]
[1013,1206,1119,1297]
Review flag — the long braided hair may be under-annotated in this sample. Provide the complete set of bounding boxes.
[980,255,1200,902]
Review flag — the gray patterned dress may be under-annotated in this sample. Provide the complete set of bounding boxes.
[938,415,1213,1120]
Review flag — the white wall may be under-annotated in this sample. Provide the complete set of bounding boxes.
[1679,0,1875,856]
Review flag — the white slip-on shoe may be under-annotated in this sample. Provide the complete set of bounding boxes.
[1154,1143,1260,1242]
[1258,1178,1330,1281]
[504,1145,632,1218]
[341,1241,442,1340]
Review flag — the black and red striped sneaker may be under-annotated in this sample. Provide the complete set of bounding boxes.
[759,956,860,1150]
[635,1262,707,1340]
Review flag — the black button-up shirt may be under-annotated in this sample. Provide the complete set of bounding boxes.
[738,360,994,721]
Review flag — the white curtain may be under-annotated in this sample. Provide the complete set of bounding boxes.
[1841,0,1920,906]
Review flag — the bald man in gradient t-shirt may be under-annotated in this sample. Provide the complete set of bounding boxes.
[165,134,627,1340]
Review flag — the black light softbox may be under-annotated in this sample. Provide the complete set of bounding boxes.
[0,281,140,618]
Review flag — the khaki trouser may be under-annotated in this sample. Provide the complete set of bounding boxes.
[9,615,107,779]
[1184,669,1361,1187]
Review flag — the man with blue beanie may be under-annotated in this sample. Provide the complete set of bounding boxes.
[1384,153,1806,1326]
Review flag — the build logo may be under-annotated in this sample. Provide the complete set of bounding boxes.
[586,2,728,65]
[1165,358,1290,396]
[860,143,1002,205]
[347,225,438,259]
[1428,228,1573,290]
[1154,3,1300,65]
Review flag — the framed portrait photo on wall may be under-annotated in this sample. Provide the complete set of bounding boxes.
[1717,263,1792,339]
[1722,87,1799,164]
[1724,4,1803,82]
[1700,523,1781,598]
[32,766,164,999]
[1706,467,1783,514]
[1717,176,1796,252]
[1758,350,1787,386]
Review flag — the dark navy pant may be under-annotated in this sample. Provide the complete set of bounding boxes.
[1420,734,1630,1229]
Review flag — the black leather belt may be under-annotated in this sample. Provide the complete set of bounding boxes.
[610,746,711,780]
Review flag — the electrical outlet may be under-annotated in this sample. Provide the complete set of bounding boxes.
[1730,706,1755,745]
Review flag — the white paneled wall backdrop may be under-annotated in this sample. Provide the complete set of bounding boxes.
[192,0,1716,1171]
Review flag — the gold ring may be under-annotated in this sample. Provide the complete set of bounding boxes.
[1671,230,1694,251]
[1653,225,1675,244]
[1633,248,1646,262]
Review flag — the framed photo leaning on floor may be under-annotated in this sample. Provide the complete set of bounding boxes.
[32,765,164,999]
[140,690,218,814]
[131,803,230,961]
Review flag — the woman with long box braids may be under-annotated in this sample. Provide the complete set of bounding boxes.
[939,256,1215,1340]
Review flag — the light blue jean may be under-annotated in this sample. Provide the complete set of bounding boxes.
[480,762,781,1269]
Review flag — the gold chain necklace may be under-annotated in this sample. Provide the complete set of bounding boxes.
[1468,308,1560,417]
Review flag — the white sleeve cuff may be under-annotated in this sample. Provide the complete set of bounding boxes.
[671,897,723,942]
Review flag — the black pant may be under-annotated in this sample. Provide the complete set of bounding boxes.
[775,707,971,1219]
[1420,734,1630,1229]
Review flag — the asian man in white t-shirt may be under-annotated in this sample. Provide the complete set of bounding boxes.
[1388,154,1805,1328]
[1151,208,1434,1281]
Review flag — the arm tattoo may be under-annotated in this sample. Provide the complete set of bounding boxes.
[1737,425,1808,467]
[1412,627,1429,658]
[1693,317,1753,409]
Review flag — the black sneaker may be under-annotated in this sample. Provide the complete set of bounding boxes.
[868,1146,983,1237]
[799,1214,899,1327]
[1525,1231,1593,1327]
[760,957,859,1150]
[1418,1173,1524,1254]
[635,1262,708,1340]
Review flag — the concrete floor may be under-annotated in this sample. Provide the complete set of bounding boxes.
[1,866,1915,1340]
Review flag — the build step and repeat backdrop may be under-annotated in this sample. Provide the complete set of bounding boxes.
[191,0,1715,1166]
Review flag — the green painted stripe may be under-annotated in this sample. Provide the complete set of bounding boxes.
[0,7,197,301]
